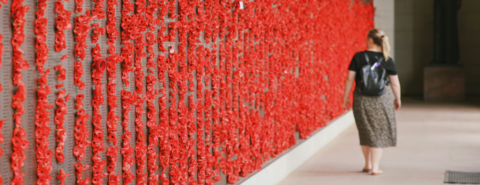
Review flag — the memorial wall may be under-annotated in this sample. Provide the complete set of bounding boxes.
[0,0,374,184]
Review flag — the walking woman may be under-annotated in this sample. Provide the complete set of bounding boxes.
[343,29,401,175]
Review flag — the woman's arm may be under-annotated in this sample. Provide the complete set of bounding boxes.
[343,71,356,109]
[389,75,402,110]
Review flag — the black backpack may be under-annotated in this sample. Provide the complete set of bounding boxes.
[357,52,387,96]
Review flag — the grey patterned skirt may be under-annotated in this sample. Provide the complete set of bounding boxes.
[352,86,397,148]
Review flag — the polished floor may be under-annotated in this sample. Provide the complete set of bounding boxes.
[278,99,480,185]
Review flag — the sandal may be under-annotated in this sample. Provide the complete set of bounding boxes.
[362,168,372,173]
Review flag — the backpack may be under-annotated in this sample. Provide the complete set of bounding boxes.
[357,52,387,96]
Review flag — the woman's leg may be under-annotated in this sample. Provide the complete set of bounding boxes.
[370,147,383,173]
[361,145,371,169]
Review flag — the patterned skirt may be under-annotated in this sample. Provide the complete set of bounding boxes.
[352,86,397,148]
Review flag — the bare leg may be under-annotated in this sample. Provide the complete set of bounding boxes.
[361,145,371,170]
[370,147,383,173]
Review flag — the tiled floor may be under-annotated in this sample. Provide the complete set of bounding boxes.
[278,99,480,185]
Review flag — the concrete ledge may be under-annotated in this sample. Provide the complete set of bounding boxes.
[240,111,355,185]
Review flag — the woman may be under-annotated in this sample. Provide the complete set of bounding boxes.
[343,29,401,176]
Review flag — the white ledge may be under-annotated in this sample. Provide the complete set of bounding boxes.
[241,111,355,185]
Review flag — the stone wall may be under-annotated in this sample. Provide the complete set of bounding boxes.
[374,0,395,59]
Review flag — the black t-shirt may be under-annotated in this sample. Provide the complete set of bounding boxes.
[348,51,397,84]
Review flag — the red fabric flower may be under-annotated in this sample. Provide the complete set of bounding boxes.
[54,0,71,52]
[56,169,69,185]
[91,48,107,184]
[34,69,54,184]
[11,0,30,183]
[105,0,120,182]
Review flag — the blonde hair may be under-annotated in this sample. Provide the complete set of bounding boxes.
[368,29,390,61]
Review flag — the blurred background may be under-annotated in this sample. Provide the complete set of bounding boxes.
[375,0,480,98]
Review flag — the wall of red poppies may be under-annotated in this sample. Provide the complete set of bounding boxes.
[0,0,374,184]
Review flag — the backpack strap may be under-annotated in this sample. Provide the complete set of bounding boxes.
[364,52,370,65]
[364,51,383,65]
